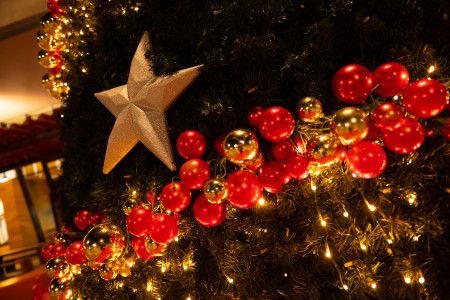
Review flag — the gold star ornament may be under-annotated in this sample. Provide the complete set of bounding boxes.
[95,32,203,174]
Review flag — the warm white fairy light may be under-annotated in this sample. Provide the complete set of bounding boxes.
[387,239,393,244]
[311,183,317,191]
[406,192,417,205]
[161,266,166,273]
[428,65,436,73]
[320,218,327,227]
[343,211,349,218]
[174,236,179,242]
[367,203,376,212]
[413,236,419,242]
[371,283,377,289]
[325,245,332,258]
[284,273,288,277]
[404,276,412,284]
[343,284,349,290]
[146,281,153,292]
[393,95,399,100]
[186,297,192,300]
[360,243,367,251]
[258,197,266,206]
[227,277,234,284]
[183,265,188,271]
[419,277,425,284]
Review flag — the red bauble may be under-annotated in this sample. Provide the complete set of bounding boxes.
[441,120,450,141]
[371,103,405,131]
[160,182,192,212]
[259,161,291,193]
[74,210,92,230]
[365,117,381,141]
[49,244,66,258]
[214,135,226,156]
[65,241,88,265]
[227,170,262,209]
[373,62,409,97]
[402,79,448,118]
[332,64,374,104]
[148,214,179,244]
[180,159,211,190]
[193,194,227,227]
[126,207,153,237]
[258,106,295,142]
[146,191,157,204]
[248,106,265,127]
[176,130,207,160]
[47,0,64,14]
[131,236,162,260]
[345,141,387,179]
[91,212,105,225]
[271,140,294,161]
[41,243,54,261]
[382,117,425,154]
[286,154,309,180]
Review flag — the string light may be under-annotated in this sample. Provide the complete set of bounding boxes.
[393,95,399,100]
[419,276,425,284]
[311,182,317,192]
[146,281,153,292]
[406,192,417,205]
[174,237,179,242]
[427,65,436,73]
[404,276,412,284]
[284,273,288,277]
[367,203,376,212]
[343,284,349,290]
[227,277,234,284]
[258,197,266,206]
[387,239,393,244]
[371,282,377,289]
[320,218,327,227]
[360,243,367,251]
[343,211,349,218]
[183,265,188,271]
[325,244,332,258]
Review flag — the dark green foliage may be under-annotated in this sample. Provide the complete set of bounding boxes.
[60,0,449,299]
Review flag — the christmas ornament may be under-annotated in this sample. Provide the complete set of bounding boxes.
[373,62,409,97]
[160,182,192,212]
[402,79,448,118]
[53,232,69,245]
[123,198,140,215]
[371,103,405,131]
[242,152,265,171]
[441,120,450,141]
[332,64,374,104]
[382,117,425,154]
[148,214,179,244]
[307,134,344,169]
[40,13,59,36]
[271,140,294,161]
[126,207,152,237]
[259,161,291,193]
[248,106,265,127]
[345,141,387,179]
[66,241,88,265]
[131,236,165,260]
[48,0,64,14]
[98,263,119,281]
[46,257,69,278]
[117,256,134,277]
[48,277,68,300]
[223,129,260,164]
[180,159,211,190]
[176,130,207,160]
[74,210,92,230]
[146,191,157,204]
[94,32,203,173]
[214,135,226,156]
[38,50,62,69]
[203,178,228,204]
[331,107,369,145]
[193,194,227,227]
[258,106,295,142]
[41,243,55,261]
[227,170,263,209]
[36,30,63,52]
[83,223,125,264]
[49,244,66,259]
[286,154,310,180]
[297,97,323,122]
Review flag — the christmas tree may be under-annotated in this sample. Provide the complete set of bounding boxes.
[38,0,449,299]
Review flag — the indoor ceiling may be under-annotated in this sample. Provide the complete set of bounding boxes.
[0,0,59,123]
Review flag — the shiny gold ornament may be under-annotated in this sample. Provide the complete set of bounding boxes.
[331,107,368,145]
[54,232,69,244]
[49,80,70,100]
[46,257,70,278]
[48,277,69,300]
[41,74,53,90]
[243,152,265,171]
[36,30,64,51]
[38,50,62,69]
[223,129,260,165]
[83,223,125,264]
[98,263,119,281]
[297,97,323,122]
[117,256,135,277]
[122,198,140,215]
[203,178,228,204]
[307,134,344,173]
[59,288,82,300]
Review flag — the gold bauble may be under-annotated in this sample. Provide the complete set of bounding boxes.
[49,80,70,100]
[38,50,62,69]
[243,152,265,171]
[83,223,125,264]
[307,134,343,171]
[122,198,140,215]
[331,107,368,145]
[223,129,260,165]
[53,232,69,244]
[203,178,228,204]
[36,30,64,51]
[48,277,69,300]
[46,257,70,278]
[59,288,82,300]
[41,74,53,90]
[98,263,119,281]
[297,97,323,122]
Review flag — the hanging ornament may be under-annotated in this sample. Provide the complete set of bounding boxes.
[248,106,265,127]
[203,178,228,204]
[258,106,295,142]
[98,263,119,281]
[402,79,448,118]
[65,241,88,265]
[381,117,425,154]
[132,236,165,260]
[48,277,69,300]
[286,154,310,180]
[83,223,125,264]
[296,97,323,122]
[176,130,207,160]
[214,135,226,156]
[47,0,64,15]
[193,194,227,227]
[345,141,387,178]
[259,161,291,193]
[332,64,374,104]
[46,257,70,278]
[373,62,410,97]
[180,159,211,190]
[441,120,450,141]
[148,214,179,244]
[242,152,265,171]
[53,232,70,245]
[38,50,63,69]
[41,243,55,261]
[40,13,60,36]
[74,210,93,230]
[371,103,405,131]
[36,30,63,52]
[223,129,260,164]
[331,107,369,145]
[49,244,67,259]
[160,182,192,212]
[123,198,140,215]
[307,134,344,170]
[227,170,262,209]
[126,207,153,237]
[117,256,134,277]
[271,140,294,161]
[146,191,157,204]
